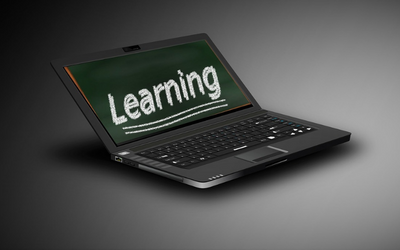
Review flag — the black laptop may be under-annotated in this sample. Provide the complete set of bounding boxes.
[51,33,351,188]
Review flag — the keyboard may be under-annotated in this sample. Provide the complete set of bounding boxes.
[137,114,315,168]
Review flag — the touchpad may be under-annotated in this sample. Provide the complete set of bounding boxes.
[236,146,286,163]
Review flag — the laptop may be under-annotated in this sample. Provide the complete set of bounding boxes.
[51,33,351,188]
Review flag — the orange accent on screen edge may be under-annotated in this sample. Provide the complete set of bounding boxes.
[64,66,97,115]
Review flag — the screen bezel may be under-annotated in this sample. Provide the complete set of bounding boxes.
[51,33,262,153]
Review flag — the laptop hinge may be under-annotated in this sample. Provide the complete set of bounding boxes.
[122,45,141,52]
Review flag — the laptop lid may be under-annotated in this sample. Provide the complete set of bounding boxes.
[52,33,261,153]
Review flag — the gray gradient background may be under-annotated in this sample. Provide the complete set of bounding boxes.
[2,1,399,249]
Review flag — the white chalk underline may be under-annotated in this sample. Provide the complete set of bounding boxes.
[122,99,226,130]
[124,103,228,134]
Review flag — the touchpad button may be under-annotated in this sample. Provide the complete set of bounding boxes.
[236,146,285,163]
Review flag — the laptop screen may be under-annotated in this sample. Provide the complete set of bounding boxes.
[64,40,252,145]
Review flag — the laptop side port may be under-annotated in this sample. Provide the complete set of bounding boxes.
[123,159,137,167]
[114,156,123,163]
[113,155,137,167]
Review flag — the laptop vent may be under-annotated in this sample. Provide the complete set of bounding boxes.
[129,155,171,169]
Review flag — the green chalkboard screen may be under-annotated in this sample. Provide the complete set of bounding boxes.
[65,40,252,145]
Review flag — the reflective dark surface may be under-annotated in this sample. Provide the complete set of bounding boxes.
[2,1,400,249]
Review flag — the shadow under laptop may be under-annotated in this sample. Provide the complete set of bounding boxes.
[50,135,360,199]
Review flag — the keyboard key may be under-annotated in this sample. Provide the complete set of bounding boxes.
[178,162,192,167]
[214,141,261,156]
